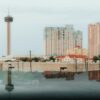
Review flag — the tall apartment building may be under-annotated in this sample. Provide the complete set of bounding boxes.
[45,25,82,56]
[88,23,100,59]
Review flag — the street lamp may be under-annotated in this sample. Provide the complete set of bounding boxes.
[85,57,88,71]
[29,50,32,72]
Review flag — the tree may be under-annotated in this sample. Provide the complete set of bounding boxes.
[20,57,28,62]
[93,55,100,71]
[98,55,100,71]
[32,57,40,62]
[93,56,98,63]
[49,56,55,62]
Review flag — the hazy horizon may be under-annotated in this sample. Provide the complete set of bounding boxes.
[0,0,100,56]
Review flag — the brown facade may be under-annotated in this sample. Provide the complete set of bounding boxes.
[88,23,100,58]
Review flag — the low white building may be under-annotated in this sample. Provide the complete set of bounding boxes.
[0,55,16,62]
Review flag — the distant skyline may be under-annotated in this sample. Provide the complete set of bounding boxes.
[0,0,100,56]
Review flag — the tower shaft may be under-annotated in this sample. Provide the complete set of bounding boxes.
[7,22,11,55]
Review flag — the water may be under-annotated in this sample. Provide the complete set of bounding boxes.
[0,71,100,99]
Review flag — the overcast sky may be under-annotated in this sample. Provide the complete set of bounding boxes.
[0,0,100,56]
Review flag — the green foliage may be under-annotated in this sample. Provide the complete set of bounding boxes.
[93,56,98,63]
[20,57,29,62]
[98,55,100,60]
[49,56,55,62]
[42,59,49,62]
[32,57,40,62]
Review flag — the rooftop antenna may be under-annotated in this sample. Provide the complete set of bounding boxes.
[8,8,10,16]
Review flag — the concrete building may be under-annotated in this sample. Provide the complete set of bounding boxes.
[45,25,83,56]
[68,48,88,56]
[88,23,100,59]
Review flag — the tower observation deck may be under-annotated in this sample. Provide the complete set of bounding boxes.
[5,16,13,22]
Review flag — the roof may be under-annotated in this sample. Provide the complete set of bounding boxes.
[56,55,87,59]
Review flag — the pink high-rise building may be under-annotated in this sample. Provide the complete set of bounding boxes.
[88,23,100,59]
[45,25,83,56]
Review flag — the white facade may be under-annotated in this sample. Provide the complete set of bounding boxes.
[45,25,83,56]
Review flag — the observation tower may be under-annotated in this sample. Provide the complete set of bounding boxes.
[4,14,13,56]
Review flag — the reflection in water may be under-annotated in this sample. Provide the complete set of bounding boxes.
[0,66,100,99]
[88,70,100,81]
[5,64,14,93]
[43,70,100,82]
[43,71,75,80]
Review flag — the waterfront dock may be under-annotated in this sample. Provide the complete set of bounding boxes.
[0,61,100,81]
[0,61,99,72]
